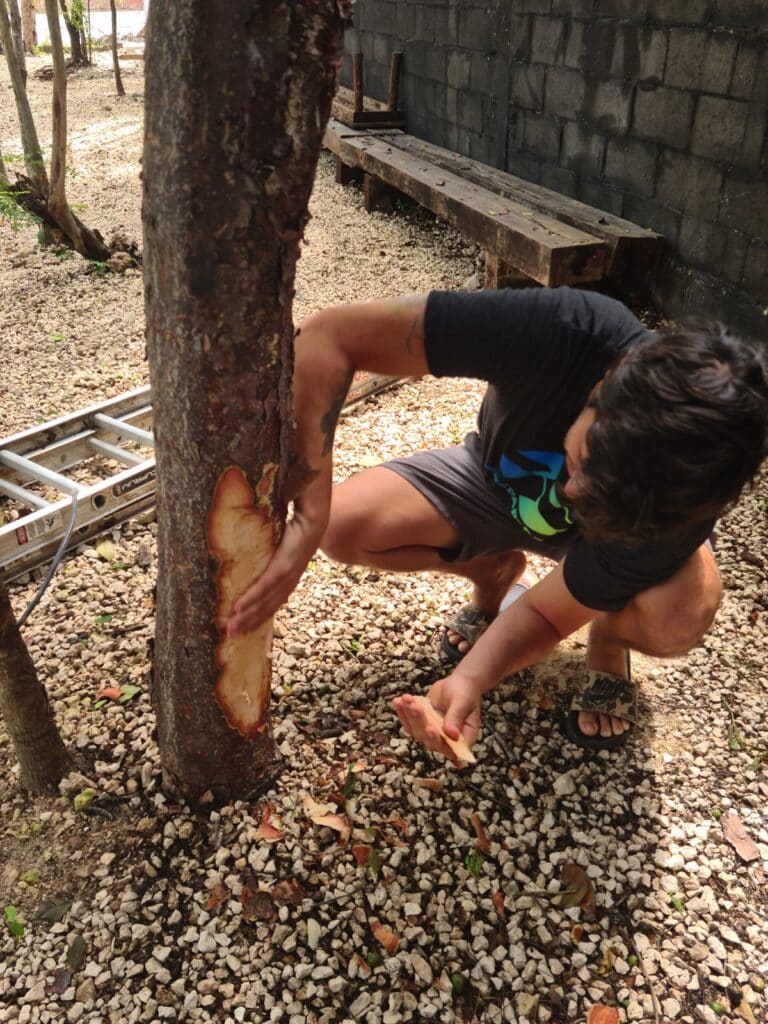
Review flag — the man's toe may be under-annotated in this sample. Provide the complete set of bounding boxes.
[577,710,600,736]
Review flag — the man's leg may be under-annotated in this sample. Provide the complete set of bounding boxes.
[321,467,527,616]
[580,543,722,738]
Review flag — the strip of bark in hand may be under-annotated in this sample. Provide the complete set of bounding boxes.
[207,465,277,736]
[409,696,477,765]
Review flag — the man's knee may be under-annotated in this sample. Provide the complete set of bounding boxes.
[633,579,722,657]
[320,509,362,565]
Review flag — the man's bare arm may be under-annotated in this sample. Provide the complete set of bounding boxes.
[227,295,430,636]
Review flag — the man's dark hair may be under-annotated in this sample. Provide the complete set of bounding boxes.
[571,320,768,545]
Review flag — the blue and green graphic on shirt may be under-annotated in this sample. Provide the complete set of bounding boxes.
[486,450,573,539]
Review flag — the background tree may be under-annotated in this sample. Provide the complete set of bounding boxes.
[144,0,351,803]
[21,0,35,52]
[109,0,123,97]
[0,582,71,794]
[6,0,25,86]
[58,0,88,65]
[0,0,113,258]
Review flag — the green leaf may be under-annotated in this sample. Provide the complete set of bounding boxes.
[367,847,381,876]
[711,807,722,820]
[708,1003,725,1016]
[668,894,684,912]
[118,685,140,704]
[365,951,382,968]
[4,906,23,938]
[95,539,116,562]
[51,333,67,343]
[342,773,356,799]
[94,614,114,624]
[93,699,107,710]
[73,788,96,813]
[66,934,88,971]
[19,869,39,885]
[451,973,466,995]
[110,561,131,570]
[464,850,485,879]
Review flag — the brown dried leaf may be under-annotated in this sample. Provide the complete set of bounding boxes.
[722,810,760,863]
[353,952,372,977]
[242,882,276,922]
[570,924,584,943]
[471,813,491,854]
[385,816,408,833]
[46,968,71,996]
[735,994,757,1024]
[95,686,122,701]
[587,1007,619,1024]
[371,919,399,954]
[413,778,443,792]
[253,803,284,843]
[302,795,351,845]
[352,845,371,866]
[206,883,229,910]
[558,861,596,917]
[270,879,305,907]
[491,890,506,922]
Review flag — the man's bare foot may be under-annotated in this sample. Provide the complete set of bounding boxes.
[581,627,632,738]
[444,551,535,658]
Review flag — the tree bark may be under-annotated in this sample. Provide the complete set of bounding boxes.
[143,0,350,804]
[43,0,110,259]
[0,582,71,794]
[58,0,84,64]
[109,0,124,96]
[21,0,35,53]
[0,0,48,192]
[0,140,9,185]
[7,0,25,86]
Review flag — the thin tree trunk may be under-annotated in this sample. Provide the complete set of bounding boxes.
[0,582,71,794]
[43,0,110,259]
[21,0,35,52]
[109,0,124,96]
[7,0,25,86]
[143,0,350,804]
[0,142,9,185]
[0,0,48,192]
[58,0,83,63]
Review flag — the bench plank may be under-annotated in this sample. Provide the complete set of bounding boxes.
[377,132,660,276]
[324,121,606,287]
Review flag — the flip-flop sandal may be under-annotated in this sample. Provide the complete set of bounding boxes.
[441,582,530,663]
[563,660,638,751]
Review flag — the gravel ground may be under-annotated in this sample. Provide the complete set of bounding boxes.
[1,58,767,1024]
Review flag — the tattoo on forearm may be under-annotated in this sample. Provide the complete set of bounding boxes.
[404,307,425,355]
[320,368,354,455]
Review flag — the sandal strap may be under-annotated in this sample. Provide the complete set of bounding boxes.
[570,670,639,725]
[445,604,491,645]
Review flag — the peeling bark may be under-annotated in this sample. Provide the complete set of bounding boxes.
[0,582,71,794]
[21,0,35,53]
[144,0,351,803]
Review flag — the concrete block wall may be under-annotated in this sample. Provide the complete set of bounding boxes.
[342,1,768,339]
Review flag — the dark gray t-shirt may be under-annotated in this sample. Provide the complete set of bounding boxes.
[424,286,713,611]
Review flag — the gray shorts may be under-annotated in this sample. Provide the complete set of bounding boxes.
[384,431,573,564]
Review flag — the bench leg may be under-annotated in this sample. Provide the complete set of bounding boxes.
[484,252,535,290]
[364,173,395,214]
[335,155,361,186]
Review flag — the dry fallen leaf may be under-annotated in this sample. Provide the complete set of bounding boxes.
[270,879,304,907]
[471,813,491,854]
[95,686,122,701]
[735,994,757,1024]
[253,803,284,843]
[352,845,371,866]
[241,883,276,922]
[371,919,399,954]
[491,890,506,921]
[587,1006,619,1024]
[722,809,760,863]
[413,778,443,792]
[303,795,351,845]
[95,538,116,562]
[206,883,229,910]
[409,696,476,765]
[385,816,408,833]
[558,861,596,918]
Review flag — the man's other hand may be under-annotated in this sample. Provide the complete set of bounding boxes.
[393,675,481,765]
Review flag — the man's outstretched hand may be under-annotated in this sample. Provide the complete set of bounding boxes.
[393,675,481,766]
[227,508,325,638]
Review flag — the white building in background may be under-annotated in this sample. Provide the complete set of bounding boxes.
[35,0,148,45]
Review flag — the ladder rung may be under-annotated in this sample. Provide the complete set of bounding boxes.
[0,450,81,497]
[88,437,147,467]
[93,414,154,448]
[0,478,52,509]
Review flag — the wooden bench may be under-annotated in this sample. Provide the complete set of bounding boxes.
[323,118,661,289]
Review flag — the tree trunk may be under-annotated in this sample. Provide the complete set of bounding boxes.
[143,0,350,804]
[0,143,9,185]
[58,0,84,64]
[0,0,48,192]
[21,0,35,52]
[109,0,124,96]
[43,0,110,259]
[0,582,71,794]
[7,0,25,86]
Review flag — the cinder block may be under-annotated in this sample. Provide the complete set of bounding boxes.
[729,39,763,100]
[665,29,737,94]
[738,103,768,170]
[444,85,459,124]
[611,25,668,84]
[434,5,459,46]
[595,0,641,19]
[561,121,607,178]
[468,131,496,167]
[516,0,552,13]
[406,40,447,84]
[471,51,496,94]
[396,3,416,42]
[458,90,484,133]
[742,240,768,302]
[576,20,616,72]
[510,15,532,61]
[677,214,730,271]
[544,66,587,120]
[634,84,695,149]
[691,96,749,161]
[604,137,659,198]
[413,7,435,44]
[447,49,471,91]
[372,34,391,66]
[711,0,768,30]
[506,149,543,184]
[646,0,710,23]
[719,178,768,237]
[657,151,723,219]
[531,16,566,65]
[583,76,634,133]
[578,178,625,216]
[552,0,594,14]
[523,111,563,160]
[511,63,546,111]
[364,1,396,36]
[540,163,577,196]
[622,195,681,244]
[458,8,497,52]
